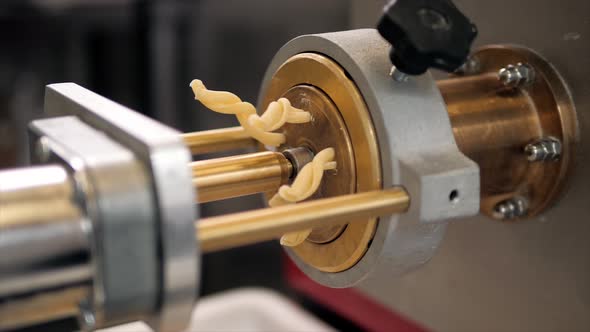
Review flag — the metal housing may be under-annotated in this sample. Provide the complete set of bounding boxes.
[37,84,199,331]
[259,29,480,287]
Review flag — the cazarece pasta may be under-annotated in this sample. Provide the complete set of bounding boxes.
[269,148,336,247]
[190,79,311,147]
[190,79,337,247]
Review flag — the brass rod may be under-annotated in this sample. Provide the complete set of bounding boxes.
[0,285,90,330]
[438,72,541,210]
[182,127,257,155]
[197,187,409,253]
[191,151,292,203]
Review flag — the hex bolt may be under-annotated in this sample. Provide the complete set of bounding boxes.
[524,137,562,162]
[498,63,535,88]
[492,197,529,220]
[390,66,409,82]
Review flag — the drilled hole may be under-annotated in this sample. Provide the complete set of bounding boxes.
[449,190,460,204]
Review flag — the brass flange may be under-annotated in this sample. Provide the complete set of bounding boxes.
[260,53,381,272]
[257,45,578,273]
[440,45,579,220]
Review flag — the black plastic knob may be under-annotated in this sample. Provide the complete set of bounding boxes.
[377,0,477,75]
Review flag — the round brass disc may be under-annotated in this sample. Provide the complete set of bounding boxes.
[260,53,381,273]
[280,85,354,244]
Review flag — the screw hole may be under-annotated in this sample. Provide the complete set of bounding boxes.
[449,190,459,204]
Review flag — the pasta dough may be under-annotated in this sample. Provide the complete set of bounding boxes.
[190,79,311,146]
[269,148,337,247]
[189,79,335,247]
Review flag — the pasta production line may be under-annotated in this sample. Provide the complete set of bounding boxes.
[0,0,588,331]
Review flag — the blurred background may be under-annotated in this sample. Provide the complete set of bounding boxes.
[0,0,384,330]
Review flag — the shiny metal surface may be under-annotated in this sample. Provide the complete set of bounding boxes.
[182,127,257,155]
[29,115,157,328]
[0,164,72,204]
[261,52,382,273]
[0,165,91,330]
[43,83,198,332]
[0,286,91,331]
[0,165,90,294]
[525,137,562,162]
[279,85,354,246]
[0,265,90,300]
[261,29,479,286]
[440,45,579,219]
[492,196,528,220]
[498,63,535,88]
[192,151,292,203]
[282,147,314,176]
[198,188,409,253]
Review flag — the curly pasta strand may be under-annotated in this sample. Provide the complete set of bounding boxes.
[268,148,337,247]
[190,79,311,146]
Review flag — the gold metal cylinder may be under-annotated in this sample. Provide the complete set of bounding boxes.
[439,73,540,199]
[438,46,578,219]
[182,127,257,155]
[0,286,90,330]
[197,187,409,253]
[191,151,292,203]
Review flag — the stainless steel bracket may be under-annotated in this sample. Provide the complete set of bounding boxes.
[28,83,198,332]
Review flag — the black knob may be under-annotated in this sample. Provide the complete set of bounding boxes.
[377,0,477,75]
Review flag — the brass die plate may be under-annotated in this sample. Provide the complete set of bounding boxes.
[280,85,353,244]
[261,53,381,272]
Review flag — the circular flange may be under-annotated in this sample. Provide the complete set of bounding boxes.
[261,53,382,273]
[259,29,478,288]
[447,45,579,220]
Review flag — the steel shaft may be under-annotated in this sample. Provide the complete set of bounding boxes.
[0,165,92,330]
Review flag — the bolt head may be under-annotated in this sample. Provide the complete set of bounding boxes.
[525,137,562,162]
[492,197,529,220]
[499,63,535,88]
[524,143,545,162]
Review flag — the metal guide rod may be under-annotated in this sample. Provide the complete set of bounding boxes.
[0,286,90,331]
[182,126,257,155]
[191,151,292,203]
[196,187,410,253]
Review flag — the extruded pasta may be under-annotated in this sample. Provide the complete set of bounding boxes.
[189,79,335,247]
[269,148,336,206]
[190,79,311,146]
[269,148,337,246]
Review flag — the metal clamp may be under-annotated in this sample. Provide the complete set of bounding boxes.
[29,84,199,331]
[260,29,480,287]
